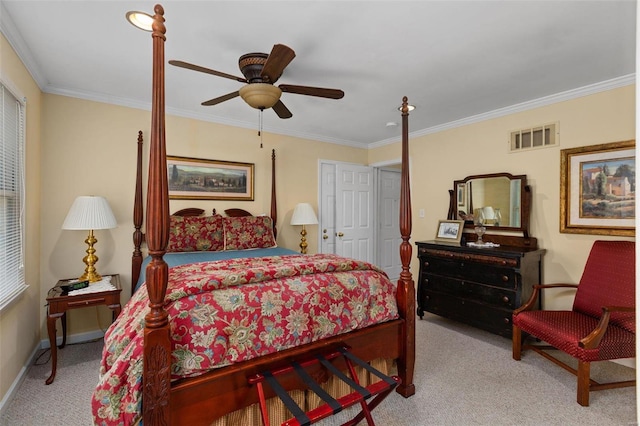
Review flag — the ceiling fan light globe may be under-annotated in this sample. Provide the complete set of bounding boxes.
[239,84,282,109]
[126,11,154,32]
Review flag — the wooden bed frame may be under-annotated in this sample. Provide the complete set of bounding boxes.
[137,5,415,424]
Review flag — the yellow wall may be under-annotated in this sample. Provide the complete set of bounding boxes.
[0,33,42,403]
[369,85,636,310]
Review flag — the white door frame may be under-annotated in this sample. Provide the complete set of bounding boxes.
[318,157,407,269]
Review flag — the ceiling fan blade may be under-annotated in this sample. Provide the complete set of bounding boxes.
[201,91,240,106]
[169,60,247,83]
[272,100,293,119]
[279,84,344,99]
[260,44,296,83]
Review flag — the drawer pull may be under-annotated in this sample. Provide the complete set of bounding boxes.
[68,297,106,307]
[502,296,510,303]
[424,261,430,267]
[503,317,511,324]
[501,275,509,282]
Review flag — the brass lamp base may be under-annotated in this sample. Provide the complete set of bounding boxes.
[78,230,103,282]
[299,225,308,254]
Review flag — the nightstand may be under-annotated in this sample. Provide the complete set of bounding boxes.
[45,274,122,385]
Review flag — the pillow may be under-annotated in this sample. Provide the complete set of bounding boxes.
[167,215,224,252]
[224,216,277,250]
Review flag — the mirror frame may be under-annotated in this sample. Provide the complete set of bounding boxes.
[447,172,531,238]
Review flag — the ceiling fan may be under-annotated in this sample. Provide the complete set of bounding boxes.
[169,44,344,119]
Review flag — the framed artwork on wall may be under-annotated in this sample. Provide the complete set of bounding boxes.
[560,139,635,236]
[167,155,255,201]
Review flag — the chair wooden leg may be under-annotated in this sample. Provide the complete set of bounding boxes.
[512,324,522,360]
[577,360,590,406]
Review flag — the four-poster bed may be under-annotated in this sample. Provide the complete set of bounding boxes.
[93,5,415,425]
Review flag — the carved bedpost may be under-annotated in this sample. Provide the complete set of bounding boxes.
[132,130,144,296]
[143,5,171,425]
[271,149,278,239]
[396,96,416,397]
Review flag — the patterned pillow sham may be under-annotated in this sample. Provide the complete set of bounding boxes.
[167,215,224,252]
[224,216,277,250]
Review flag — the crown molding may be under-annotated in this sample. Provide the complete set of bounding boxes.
[368,74,636,149]
[0,2,48,89]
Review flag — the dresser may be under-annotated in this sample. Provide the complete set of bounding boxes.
[416,240,545,338]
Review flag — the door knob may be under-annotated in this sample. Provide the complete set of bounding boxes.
[323,235,328,240]
[337,232,344,237]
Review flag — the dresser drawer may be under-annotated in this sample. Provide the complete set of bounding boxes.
[420,256,518,289]
[421,274,517,309]
[422,291,513,337]
[418,247,520,268]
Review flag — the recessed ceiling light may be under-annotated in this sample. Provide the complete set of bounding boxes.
[386,122,398,127]
[126,11,154,32]
[397,104,416,112]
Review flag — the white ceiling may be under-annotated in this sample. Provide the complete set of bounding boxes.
[1,1,636,148]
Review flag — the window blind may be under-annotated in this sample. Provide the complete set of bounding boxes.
[0,82,27,311]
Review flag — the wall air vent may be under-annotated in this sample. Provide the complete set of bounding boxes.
[509,122,558,152]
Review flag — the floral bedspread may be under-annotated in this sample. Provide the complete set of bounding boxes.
[92,254,398,426]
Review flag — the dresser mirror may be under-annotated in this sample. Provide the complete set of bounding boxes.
[447,172,531,238]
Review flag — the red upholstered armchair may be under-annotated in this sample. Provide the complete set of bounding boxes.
[512,240,635,406]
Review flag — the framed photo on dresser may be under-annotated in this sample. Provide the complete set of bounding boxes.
[435,220,464,244]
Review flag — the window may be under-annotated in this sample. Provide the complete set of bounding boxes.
[0,81,27,310]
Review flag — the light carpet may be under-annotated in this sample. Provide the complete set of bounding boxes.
[1,314,636,425]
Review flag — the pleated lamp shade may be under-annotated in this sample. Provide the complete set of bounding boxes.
[62,196,117,230]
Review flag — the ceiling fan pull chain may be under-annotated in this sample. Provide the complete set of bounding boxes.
[259,108,264,148]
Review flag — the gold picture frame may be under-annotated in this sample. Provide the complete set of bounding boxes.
[167,155,255,201]
[435,220,465,244]
[560,140,635,236]
[457,183,466,207]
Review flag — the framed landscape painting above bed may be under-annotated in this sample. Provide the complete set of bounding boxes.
[167,155,255,200]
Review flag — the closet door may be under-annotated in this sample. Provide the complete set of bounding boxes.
[377,169,402,280]
[319,162,337,254]
[335,164,374,263]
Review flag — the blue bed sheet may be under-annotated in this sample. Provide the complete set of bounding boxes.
[135,247,299,292]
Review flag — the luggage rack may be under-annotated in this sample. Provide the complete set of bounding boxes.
[248,346,400,426]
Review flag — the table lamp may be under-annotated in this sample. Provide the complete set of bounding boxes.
[62,196,117,282]
[290,203,318,254]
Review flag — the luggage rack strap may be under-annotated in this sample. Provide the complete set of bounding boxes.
[249,346,401,426]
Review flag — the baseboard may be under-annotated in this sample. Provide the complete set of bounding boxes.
[39,329,105,349]
[0,343,40,417]
[0,330,105,417]
[612,358,636,369]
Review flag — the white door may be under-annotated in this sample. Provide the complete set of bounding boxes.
[335,164,374,262]
[377,169,402,280]
[319,162,337,254]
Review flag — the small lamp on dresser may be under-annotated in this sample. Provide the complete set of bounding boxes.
[290,203,318,254]
[62,195,117,282]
